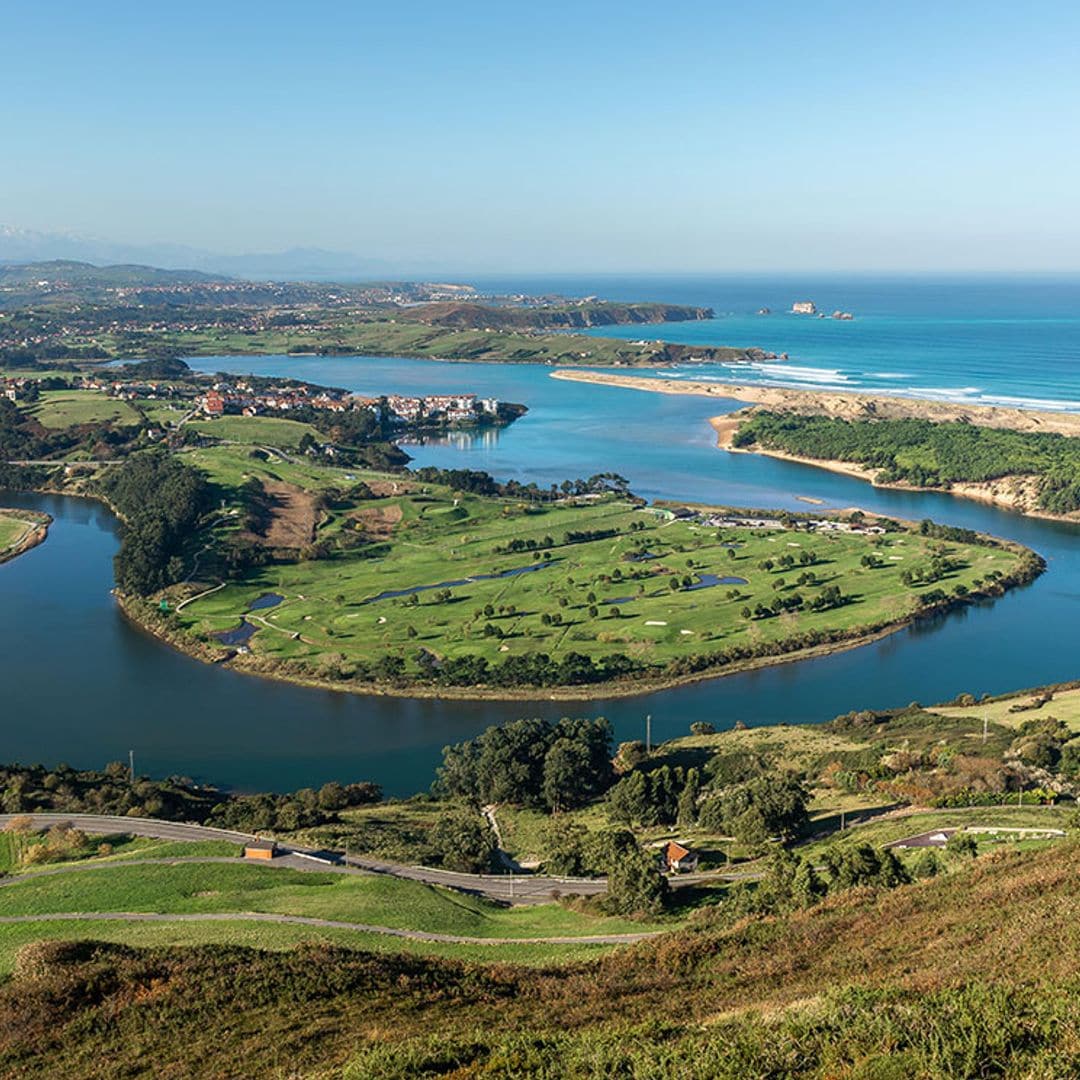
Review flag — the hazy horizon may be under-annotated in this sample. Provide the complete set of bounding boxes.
[7,1,1080,273]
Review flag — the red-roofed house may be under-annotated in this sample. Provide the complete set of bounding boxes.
[661,841,699,873]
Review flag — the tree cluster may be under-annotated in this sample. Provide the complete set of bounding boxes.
[435,717,614,812]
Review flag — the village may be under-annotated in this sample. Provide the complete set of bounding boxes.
[2,370,512,430]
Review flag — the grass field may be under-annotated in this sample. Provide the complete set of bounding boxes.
[0,919,615,973]
[0,833,240,874]
[0,515,33,558]
[91,317,751,367]
[0,860,665,968]
[25,389,141,429]
[797,805,1073,862]
[187,414,324,448]
[172,446,1026,688]
[932,684,1080,732]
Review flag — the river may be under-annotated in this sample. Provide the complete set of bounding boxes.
[3,353,1078,794]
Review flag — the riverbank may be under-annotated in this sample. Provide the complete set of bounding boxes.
[713,429,1080,526]
[0,509,50,565]
[552,370,1080,524]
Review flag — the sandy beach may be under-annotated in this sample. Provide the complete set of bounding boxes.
[551,369,1080,437]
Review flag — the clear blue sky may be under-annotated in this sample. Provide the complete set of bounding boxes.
[5,0,1080,272]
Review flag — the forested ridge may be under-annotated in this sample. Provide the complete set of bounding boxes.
[734,411,1080,513]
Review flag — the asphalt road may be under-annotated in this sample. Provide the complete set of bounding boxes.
[0,812,753,905]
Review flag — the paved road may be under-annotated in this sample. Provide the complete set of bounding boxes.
[0,813,753,905]
[0,910,664,946]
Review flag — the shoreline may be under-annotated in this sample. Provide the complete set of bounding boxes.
[0,510,51,565]
[551,369,1080,436]
[552,369,1080,525]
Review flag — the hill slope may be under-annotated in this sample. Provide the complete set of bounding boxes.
[3,841,1079,1077]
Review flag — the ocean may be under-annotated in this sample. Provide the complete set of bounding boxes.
[469,274,1080,413]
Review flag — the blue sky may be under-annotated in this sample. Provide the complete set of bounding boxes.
[4,1,1080,272]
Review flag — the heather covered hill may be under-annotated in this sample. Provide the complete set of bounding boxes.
[4,840,1080,1077]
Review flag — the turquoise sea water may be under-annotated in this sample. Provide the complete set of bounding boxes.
[496,274,1080,413]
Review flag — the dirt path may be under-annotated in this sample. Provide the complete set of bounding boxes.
[0,910,664,946]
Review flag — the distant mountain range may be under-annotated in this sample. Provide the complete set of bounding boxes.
[0,226,402,281]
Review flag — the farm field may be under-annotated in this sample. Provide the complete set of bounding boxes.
[25,389,141,429]
[171,445,1030,691]
[187,413,324,448]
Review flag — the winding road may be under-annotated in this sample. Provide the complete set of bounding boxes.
[0,813,751,906]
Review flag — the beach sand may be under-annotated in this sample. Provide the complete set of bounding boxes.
[551,369,1080,437]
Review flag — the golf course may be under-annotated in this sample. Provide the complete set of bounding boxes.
[159,441,1039,696]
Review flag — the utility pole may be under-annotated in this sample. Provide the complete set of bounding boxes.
[645,714,652,753]
[129,750,135,782]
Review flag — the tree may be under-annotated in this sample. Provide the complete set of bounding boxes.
[676,767,701,827]
[913,850,941,878]
[317,781,348,810]
[604,844,668,916]
[946,833,979,859]
[792,858,828,907]
[537,820,589,875]
[700,774,809,844]
[690,721,715,736]
[429,808,495,873]
[542,737,591,812]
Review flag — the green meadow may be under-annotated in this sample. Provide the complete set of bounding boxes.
[25,389,141,429]
[0,861,663,970]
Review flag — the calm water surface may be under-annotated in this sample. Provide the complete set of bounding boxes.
[4,341,1080,794]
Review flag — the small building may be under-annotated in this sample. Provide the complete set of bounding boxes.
[244,839,279,860]
[661,841,699,873]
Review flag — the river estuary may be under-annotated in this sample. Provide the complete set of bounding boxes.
[3,354,1078,795]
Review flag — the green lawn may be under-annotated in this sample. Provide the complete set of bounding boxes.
[0,861,666,968]
[171,451,1025,688]
[25,389,141,429]
[0,515,32,558]
[797,806,1073,863]
[91,317,751,367]
[0,832,240,874]
[188,414,324,448]
[932,685,1080,733]
[0,862,664,939]
[0,919,614,972]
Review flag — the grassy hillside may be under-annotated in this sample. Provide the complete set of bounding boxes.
[25,389,141,429]
[97,318,754,367]
[4,841,1080,1077]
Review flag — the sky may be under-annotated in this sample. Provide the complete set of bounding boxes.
[4,0,1080,273]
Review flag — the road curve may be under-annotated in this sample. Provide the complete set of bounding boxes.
[0,813,609,904]
[0,910,664,946]
[0,813,752,904]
